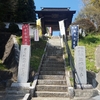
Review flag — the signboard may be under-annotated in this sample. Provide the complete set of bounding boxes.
[34,29,39,41]
[75,46,87,84]
[70,25,79,49]
[22,24,30,45]
[59,20,66,36]
[17,45,30,83]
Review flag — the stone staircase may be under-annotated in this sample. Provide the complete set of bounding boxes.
[32,36,70,100]
[0,83,6,100]
[2,86,30,100]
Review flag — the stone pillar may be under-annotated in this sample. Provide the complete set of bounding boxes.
[75,46,87,85]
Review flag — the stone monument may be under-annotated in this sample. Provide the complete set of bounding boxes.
[75,46,87,85]
[95,45,100,69]
[11,24,31,88]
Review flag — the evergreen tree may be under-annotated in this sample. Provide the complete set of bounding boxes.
[15,0,36,22]
[28,0,36,22]
[0,0,13,22]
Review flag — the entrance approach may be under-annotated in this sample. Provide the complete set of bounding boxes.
[35,7,76,35]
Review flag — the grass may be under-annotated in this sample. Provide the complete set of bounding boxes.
[0,60,8,70]
[16,36,22,47]
[30,38,47,71]
[68,34,100,73]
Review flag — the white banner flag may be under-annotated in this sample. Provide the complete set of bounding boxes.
[34,29,39,41]
[59,20,66,36]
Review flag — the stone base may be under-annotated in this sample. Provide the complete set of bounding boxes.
[76,84,93,89]
[68,87,74,99]
[11,82,30,88]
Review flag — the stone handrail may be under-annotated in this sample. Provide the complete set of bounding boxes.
[62,35,76,88]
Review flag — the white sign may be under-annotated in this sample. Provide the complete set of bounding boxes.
[75,46,87,84]
[17,45,30,83]
[34,29,39,41]
[59,20,66,35]
[29,25,34,38]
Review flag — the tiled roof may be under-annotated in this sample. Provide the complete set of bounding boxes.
[41,7,70,11]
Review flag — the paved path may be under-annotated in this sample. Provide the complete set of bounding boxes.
[91,95,100,100]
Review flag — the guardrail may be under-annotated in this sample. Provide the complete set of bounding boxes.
[61,35,76,89]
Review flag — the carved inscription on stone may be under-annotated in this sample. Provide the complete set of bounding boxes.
[75,46,87,84]
[17,45,30,83]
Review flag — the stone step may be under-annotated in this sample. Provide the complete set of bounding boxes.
[73,97,93,100]
[46,50,63,53]
[46,47,62,50]
[44,56,63,58]
[49,39,61,41]
[31,97,70,100]
[51,36,60,38]
[47,46,62,49]
[0,91,6,99]
[0,90,6,94]
[36,85,68,92]
[41,64,64,67]
[6,90,29,95]
[51,38,60,40]
[46,54,63,56]
[39,71,65,75]
[37,80,67,85]
[48,43,61,46]
[34,91,69,97]
[43,59,63,62]
[6,87,30,94]
[42,61,64,64]
[40,67,65,71]
[48,45,61,47]
[3,94,25,100]
[46,50,63,54]
[74,89,98,98]
[46,51,62,54]
[43,57,63,62]
[39,75,65,80]
[6,87,30,91]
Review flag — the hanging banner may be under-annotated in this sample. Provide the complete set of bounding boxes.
[48,27,52,36]
[22,24,30,45]
[34,28,39,41]
[59,20,66,36]
[49,27,52,34]
[36,18,42,37]
[70,25,79,49]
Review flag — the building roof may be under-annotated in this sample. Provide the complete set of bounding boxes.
[40,7,70,11]
[35,7,76,30]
